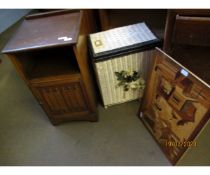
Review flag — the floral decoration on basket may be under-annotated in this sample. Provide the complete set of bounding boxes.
[115,70,145,95]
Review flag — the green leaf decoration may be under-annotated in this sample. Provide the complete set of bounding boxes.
[114,70,145,93]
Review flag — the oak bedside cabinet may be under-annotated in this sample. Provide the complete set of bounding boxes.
[2,10,98,125]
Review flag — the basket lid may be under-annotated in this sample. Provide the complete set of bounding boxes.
[89,22,161,61]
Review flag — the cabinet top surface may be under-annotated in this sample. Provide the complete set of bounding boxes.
[2,10,82,54]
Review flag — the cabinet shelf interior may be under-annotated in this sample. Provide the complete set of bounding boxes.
[15,46,80,80]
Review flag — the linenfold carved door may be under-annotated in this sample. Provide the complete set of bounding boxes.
[30,75,90,124]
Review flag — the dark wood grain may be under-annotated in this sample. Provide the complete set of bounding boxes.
[25,9,78,20]
[163,9,210,84]
[3,10,98,125]
[73,10,98,118]
[30,75,93,125]
[163,9,210,52]
[173,15,210,47]
[2,10,82,54]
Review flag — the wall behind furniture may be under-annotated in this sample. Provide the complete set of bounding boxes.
[0,9,31,34]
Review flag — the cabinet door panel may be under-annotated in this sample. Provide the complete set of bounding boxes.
[39,86,72,114]
[61,83,88,113]
[30,77,90,119]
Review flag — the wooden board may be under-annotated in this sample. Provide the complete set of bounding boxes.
[139,48,210,165]
[173,15,210,47]
[2,10,82,54]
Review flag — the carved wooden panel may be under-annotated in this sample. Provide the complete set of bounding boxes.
[36,82,88,115]
[30,75,90,122]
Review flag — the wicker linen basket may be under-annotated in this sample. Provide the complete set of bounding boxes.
[89,22,161,108]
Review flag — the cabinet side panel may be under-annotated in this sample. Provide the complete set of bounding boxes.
[7,54,29,84]
[73,10,98,114]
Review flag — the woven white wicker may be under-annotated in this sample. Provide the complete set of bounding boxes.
[90,22,158,107]
[90,22,157,54]
[94,50,154,107]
